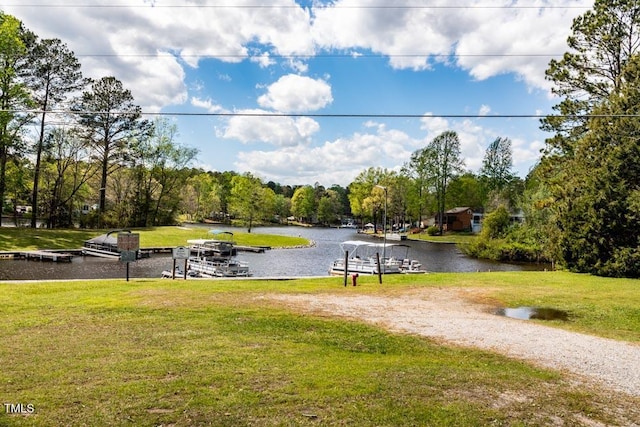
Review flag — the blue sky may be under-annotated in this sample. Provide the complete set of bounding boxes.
[3,0,593,186]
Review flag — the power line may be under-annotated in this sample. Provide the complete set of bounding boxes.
[3,51,568,59]
[3,109,638,119]
[70,53,564,59]
[0,3,592,9]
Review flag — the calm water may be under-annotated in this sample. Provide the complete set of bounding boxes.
[0,226,546,281]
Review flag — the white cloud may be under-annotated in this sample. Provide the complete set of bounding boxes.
[312,0,589,86]
[479,105,491,116]
[455,120,492,172]
[279,115,545,184]
[191,97,227,114]
[235,123,416,186]
[257,74,333,113]
[420,113,451,139]
[4,0,315,109]
[311,0,452,70]
[512,137,545,175]
[288,59,309,73]
[6,0,589,112]
[221,109,320,147]
[453,2,591,90]
[250,53,276,68]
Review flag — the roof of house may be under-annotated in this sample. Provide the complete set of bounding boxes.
[445,207,472,214]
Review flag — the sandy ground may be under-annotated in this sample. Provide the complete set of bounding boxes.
[269,288,640,397]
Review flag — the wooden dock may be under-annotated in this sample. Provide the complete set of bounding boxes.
[235,245,269,253]
[22,250,74,262]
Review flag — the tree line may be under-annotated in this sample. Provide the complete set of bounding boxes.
[178,134,518,234]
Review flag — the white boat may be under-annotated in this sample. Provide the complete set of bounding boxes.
[187,230,237,259]
[339,221,358,229]
[164,230,252,278]
[386,232,408,241]
[329,240,424,275]
[187,257,251,278]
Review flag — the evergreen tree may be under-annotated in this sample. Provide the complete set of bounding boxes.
[74,76,151,226]
[26,38,84,228]
[556,56,640,277]
[542,0,640,157]
[535,0,640,277]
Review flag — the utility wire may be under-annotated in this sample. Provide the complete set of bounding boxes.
[2,109,637,119]
[68,53,565,58]
[0,3,592,9]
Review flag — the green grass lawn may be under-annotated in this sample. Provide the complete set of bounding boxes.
[408,232,478,244]
[1,272,638,426]
[0,226,309,251]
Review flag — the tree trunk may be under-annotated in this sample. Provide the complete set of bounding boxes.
[0,145,7,227]
[99,142,109,226]
[32,90,49,228]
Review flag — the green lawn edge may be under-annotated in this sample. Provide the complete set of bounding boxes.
[0,225,310,251]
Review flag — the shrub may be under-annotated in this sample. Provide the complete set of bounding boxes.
[480,206,511,240]
[426,225,439,236]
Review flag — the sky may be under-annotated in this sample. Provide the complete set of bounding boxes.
[2,0,594,187]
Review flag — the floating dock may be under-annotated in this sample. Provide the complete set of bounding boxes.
[235,245,269,253]
[0,250,75,262]
[24,250,73,262]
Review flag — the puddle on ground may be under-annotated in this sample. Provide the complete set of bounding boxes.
[495,307,569,321]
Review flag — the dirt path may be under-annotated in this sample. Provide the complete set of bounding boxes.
[270,288,640,397]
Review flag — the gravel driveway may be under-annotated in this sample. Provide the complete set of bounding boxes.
[271,288,640,397]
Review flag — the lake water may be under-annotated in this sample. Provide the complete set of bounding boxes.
[0,226,546,281]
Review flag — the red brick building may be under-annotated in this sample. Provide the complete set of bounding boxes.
[437,207,474,232]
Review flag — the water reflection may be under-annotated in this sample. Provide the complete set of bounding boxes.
[496,307,569,321]
[0,226,547,281]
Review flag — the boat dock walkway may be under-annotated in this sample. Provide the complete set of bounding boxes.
[0,245,269,263]
[235,245,269,253]
[0,250,75,262]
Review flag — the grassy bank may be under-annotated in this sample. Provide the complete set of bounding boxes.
[0,226,309,251]
[408,232,477,245]
[1,272,638,426]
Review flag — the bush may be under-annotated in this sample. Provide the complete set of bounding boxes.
[590,247,640,278]
[461,230,551,264]
[426,225,439,236]
[460,238,502,261]
[480,206,511,240]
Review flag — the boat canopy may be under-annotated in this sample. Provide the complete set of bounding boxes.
[187,239,217,245]
[340,240,409,250]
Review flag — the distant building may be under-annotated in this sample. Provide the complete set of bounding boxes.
[472,212,483,234]
[15,205,32,214]
[436,207,474,232]
[468,208,526,234]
